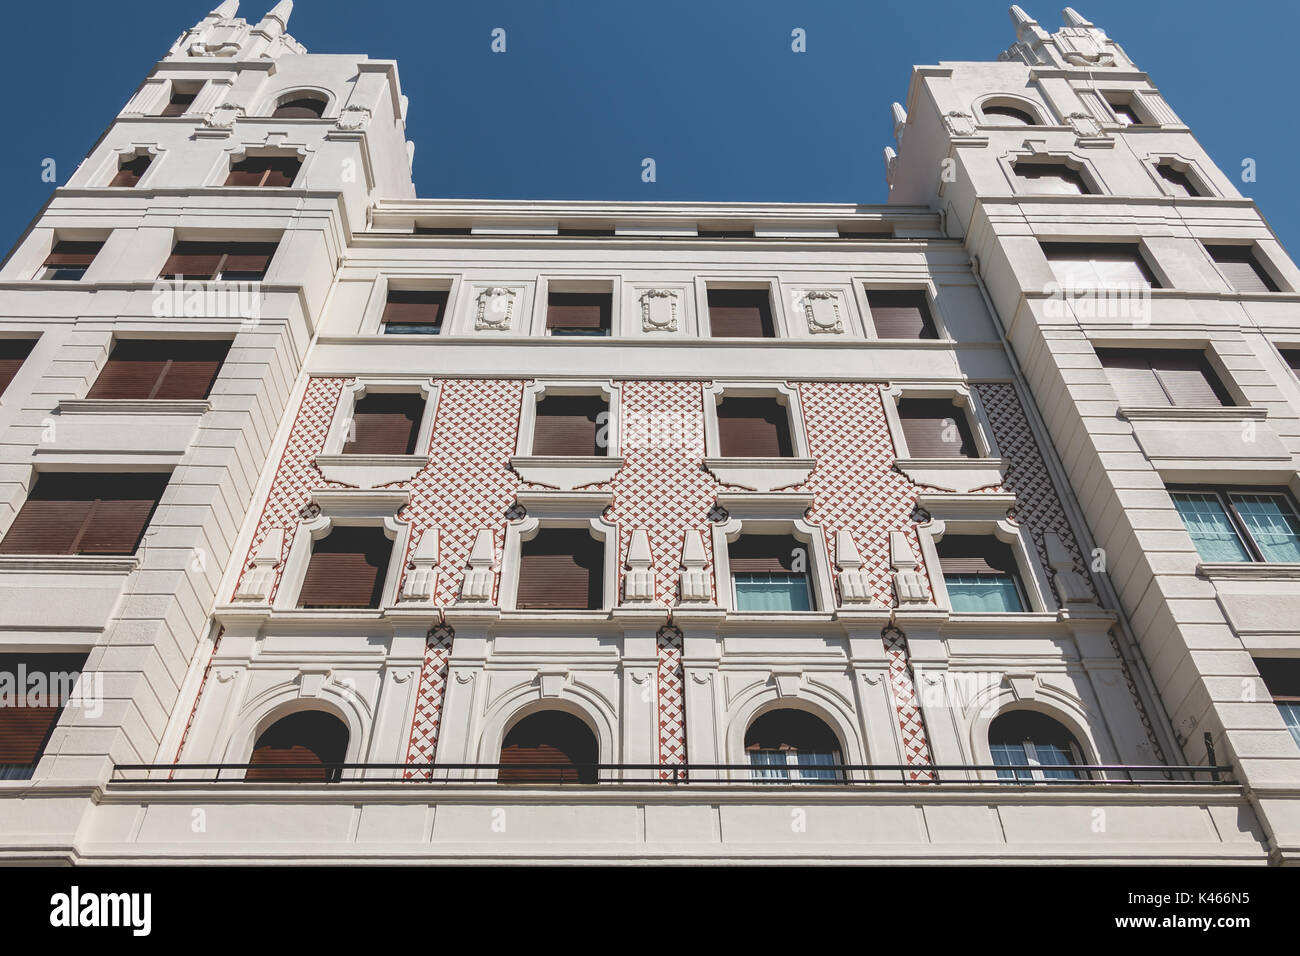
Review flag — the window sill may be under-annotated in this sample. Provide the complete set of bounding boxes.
[314,454,428,488]
[894,457,1007,493]
[704,457,815,493]
[0,555,138,573]
[510,455,623,490]
[1118,406,1266,422]
[1198,562,1300,581]
[57,399,211,416]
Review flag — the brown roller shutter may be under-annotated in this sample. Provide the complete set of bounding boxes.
[546,292,611,333]
[0,654,88,774]
[716,397,793,457]
[897,398,977,457]
[225,156,301,188]
[1206,246,1279,293]
[245,711,348,782]
[498,711,598,784]
[0,339,36,397]
[296,526,392,608]
[1014,163,1090,194]
[87,340,229,400]
[1042,243,1157,287]
[866,290,938,339]
[43,241,102,269]
[1097,350,1168,406]
[516,529,603,609]
[1098,349,1229,407]
[728,534,801,572]
[160,242,224,279]
[217,243,278,278]
[937,535,1020,575]
[109,154,152,187]
[0,473,168,556]
[271,98,326,119]
[381,290,447,332]
[532,395,605,456]
[342,393,425,455]
[1155,164,1197,197]
[708,289,774,338]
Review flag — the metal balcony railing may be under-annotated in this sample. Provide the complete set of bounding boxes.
[109,761,1235,786]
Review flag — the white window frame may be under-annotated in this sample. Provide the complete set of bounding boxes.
[696,277,788,339]
[212,141,314,189]
[711,499,835,615]
[500,490,618,614]
[362,274,461,336]
[855,279,950,341]
[702,381,814,493]
[315,378,438,487]
[1000,148,1104,197]
[531,276,622,337]
[1143,153,1214,199]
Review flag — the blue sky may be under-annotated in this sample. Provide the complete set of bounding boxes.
[4,0,1297,251]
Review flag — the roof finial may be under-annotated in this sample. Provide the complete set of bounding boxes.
[209,0,239,17]
[261,0,292,28]
[1061,7,1093,27]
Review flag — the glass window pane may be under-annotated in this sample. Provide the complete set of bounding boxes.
[734,572,811,611]
[748,750,789,781]
[794,751,839,782]
[1278,702,1300,749]
[991,742,1032,781]
[945,575,1024,612]
[1172,493,1251,562]
[1032,742,1080,780]
[1230,494,1300,563]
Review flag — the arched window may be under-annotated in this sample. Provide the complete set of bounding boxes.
[245,710,348,782]
[989,711,1085,781]
[499,711,598,784]
[982,104,1037,126]
[271,95,326,119]
[745,709,842,782]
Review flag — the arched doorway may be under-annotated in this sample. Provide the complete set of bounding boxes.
[498,710,598,784]
[989,710,1086,781]
[745,709,843,782]
[245,710,348,782]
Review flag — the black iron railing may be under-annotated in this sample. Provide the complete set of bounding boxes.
[110,761,1235,786]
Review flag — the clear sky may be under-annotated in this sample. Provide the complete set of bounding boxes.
[4,0,1297,251]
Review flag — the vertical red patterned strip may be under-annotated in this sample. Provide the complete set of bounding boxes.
[403,624,454,779]
[656,624,686,777]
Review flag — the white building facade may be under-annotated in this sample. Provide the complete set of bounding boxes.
[0,2,1292,863]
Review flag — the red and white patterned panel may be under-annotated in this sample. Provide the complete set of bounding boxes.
[403,624,454,779]
[656,624,686,774]
[883,625,936,781]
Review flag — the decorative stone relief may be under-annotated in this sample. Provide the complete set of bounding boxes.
[622,529,656,603]
[943,110,977,137]
[890,531,930,605]
[835,530,875,604]
[1044,531,1094,607]
[336,105,372,131]
[399,529,439,603]
[677,529,711,603]
[475,287,517,331]
[457,528,496,603]
[203,102,245,129]
[1066,111,1105,140]
[799,290,844,334]
[639,289,679,332]
[233,528,283,602]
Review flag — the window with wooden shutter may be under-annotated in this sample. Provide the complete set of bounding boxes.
[1097,349,1232,407]
[982,104,1036,125]
[160,88,197,117]
[532,395,606,456]
[342,393,425,455]
[865,290,939,339]
[0,473,168,556]
[716,397,793,457]
[516,528,604,610]
[729,533,813,611]
[1155,164,1199,197]
[160,241,277,280]
[1042,243,1159,288]
[937,535,1026,612]
[381,289,447,334]
[245,711,348,782]
[1206,245,1279,293]
[498,711,598,784]
[897,398,978,458]
[707,289,775,338]
[296,526,393,608]
[87,340,230,400]
[0,339,36,398]
[224,155,302,187]
[0,653,88,779]
[1013,162,1091,195]
[546,292,611,336]
[271,97,326,119]
[109,154,152,187]
[41,241,103,280]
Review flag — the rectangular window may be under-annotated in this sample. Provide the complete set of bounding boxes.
[546,292,611,336]
[1013,163,1091,195]
[381,289,447,335]
[729,534,813,611]
[0,339,36,398]
[160,88,197,117]
[865,290,938,339]
[897,398,977,458]
[0,653,89,780]
[0,473,169,556]
[1281,349,1300,381]
[1107,98,1143,126]
[160,241,278,281]
[41,241,103,280]
[1042,243,1158,289]
[297,526,392,609]
[87,340,230,401]
[224,155,302,188]
[557,228,615,237]
[715,396,793,458]
[707,289,775,338]
[341,393,425,455]
[938,535,1026,612]
[1097,348,1231,407]
[413,226,472,236]
[698,229,755,238]
[1206,245,1279,294]
[1172,489,1300,563]
[1155,164,1199,198]
[1254,659,1300,748]
[532,394,606,457]
[516,528,604,610]
[109,154,152,188]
